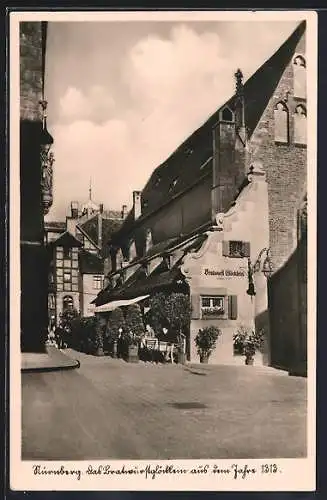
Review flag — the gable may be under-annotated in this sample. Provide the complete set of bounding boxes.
[111,21,306,246]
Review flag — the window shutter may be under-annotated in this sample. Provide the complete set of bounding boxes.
[228,295,238,320]
[191,294,201,319]
[222,240,230,256]
[242,242,250,257]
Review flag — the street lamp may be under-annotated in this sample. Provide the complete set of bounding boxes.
[246,248,273,296]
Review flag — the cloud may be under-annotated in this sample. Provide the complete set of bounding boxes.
[46,21,298,221]
[59,85,115,122]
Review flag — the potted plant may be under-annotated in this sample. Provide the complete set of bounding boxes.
[123,304,145,362]
[164,293,191,365]
[105,307,125,358]
[94,314,105,356]
[195,326,221,363]
[233,326,265,365]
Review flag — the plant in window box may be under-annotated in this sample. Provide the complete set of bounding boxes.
[195,326,221,364]
[203,306,225,316]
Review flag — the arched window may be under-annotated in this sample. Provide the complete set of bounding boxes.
[294,104,307,145]
[63,295,74,311]
[293,55,306,99]
[274,101,289,143]
[116,248,124,269]
[129,239,137,261]
[145,229,153,253]
[220,106,234,122]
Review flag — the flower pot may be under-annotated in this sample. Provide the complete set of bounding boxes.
[177,350,186,365]
[245,356,254,365]
[95,347,104,357]
[200,354,209,364]
[112,340,118,358]
[127,345,139,363]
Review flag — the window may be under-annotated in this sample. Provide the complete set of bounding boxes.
[63,295,74,311]
[222,240,250,258]
[294,105,307,145]
[93,275,103,290]
[64,259,71,268]
[293,55,306,99]
[63,247,71,259]
[48,294,55,309]
[64,272,71,283]
[169,178,179,192]
[220,106,234,122]
[201,296,225,318]
[274,101,289,143]
[129,240,137,261]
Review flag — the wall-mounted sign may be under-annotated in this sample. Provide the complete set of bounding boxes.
[202,267,246,278]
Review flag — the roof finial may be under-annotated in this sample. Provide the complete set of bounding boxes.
[235,68,244,96]
[89,177,92,201]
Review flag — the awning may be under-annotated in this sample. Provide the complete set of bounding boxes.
[94,294,150,313]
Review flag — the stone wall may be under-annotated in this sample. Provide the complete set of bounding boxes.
[249,31,307,273]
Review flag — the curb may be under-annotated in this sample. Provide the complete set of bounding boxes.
[21,359,80,373]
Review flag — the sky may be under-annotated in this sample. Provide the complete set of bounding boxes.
[44,19,300,221]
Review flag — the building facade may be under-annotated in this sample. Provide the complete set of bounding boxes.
[20,21,55,352]
[95,22,307,365]
[45,199,125,325]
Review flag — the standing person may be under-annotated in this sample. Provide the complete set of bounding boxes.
[160,326,176,364]
[55,323,64,349]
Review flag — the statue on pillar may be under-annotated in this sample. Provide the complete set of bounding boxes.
[39,99,54,215]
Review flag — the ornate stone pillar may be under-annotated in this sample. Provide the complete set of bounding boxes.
[40,99,54,215]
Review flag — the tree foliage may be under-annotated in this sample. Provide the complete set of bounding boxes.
[148,292,191,337]
[106,307,126,342]
[124,304,144,337]
[195,326,221,359]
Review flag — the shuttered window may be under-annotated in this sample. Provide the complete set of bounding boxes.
[222,240,250,258]
[191,294,201,319]
[228,295,238,320]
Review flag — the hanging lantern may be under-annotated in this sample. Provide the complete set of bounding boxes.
[246,282,256,296]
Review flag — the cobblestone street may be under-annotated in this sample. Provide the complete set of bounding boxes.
[22,349,307,461]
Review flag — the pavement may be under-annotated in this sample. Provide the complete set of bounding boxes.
[21,345,80,372]
[21,349,307,461]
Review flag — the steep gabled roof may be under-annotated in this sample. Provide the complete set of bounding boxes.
[47,231,83,248]
[79,249,103,275]
[78,214,123,248]
[111,21,305,244]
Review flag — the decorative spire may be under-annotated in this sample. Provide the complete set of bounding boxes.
[89,177,92,201]
[235,68,244,96]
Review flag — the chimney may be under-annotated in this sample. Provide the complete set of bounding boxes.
[133,191,142,220]
[71,201,79,219]
[122,204,128,219]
